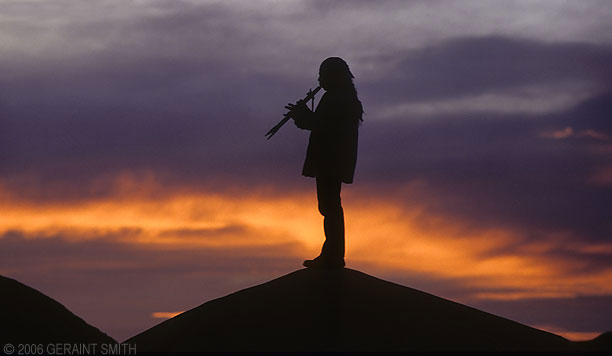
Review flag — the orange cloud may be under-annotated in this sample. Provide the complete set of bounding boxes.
[1,178,611,304]
[535,325,602,341]
[542,126,611,141]
[344,196,612,300]
[152,312,184,319]
[542,126,574,139]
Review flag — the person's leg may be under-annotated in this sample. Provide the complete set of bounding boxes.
[316,175,345,261]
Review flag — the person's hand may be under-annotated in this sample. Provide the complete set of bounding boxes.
[284,99,309,120]
[293,115,309,129]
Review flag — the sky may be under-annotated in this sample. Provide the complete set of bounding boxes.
[1,0,612,343]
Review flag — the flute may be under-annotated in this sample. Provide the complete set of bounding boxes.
[265,86,322,140]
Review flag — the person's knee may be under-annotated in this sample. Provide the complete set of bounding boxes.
[318,198,342,216]
[317,201,328,216]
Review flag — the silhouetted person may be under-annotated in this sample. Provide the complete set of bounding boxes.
[286,57,363,269]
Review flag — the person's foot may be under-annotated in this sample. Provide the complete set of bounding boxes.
[303,255,345,269]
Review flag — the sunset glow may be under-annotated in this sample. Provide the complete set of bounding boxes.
[3,177,610,306]
[151,312,184,319]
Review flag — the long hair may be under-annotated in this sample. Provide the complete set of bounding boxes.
[320,57,364,124]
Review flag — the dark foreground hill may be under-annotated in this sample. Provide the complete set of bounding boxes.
[574,331,612,352]
[128,268,579,352]
[0,275,115,345]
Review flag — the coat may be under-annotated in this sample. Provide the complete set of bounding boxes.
[299,90,360,184]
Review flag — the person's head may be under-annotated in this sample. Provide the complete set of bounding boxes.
[318,57,364,123]
[318,57,355,92]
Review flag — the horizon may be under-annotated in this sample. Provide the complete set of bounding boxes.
[1,0,611,342]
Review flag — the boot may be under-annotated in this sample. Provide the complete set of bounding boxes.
[303,255,345,269]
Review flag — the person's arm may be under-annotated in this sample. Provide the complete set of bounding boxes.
[286,101,318,131]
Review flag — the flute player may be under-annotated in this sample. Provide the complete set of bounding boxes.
[285,57,364,269]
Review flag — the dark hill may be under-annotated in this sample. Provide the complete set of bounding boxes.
[574,331,612,352]
[0,275,115,345]
[127,268,573,352]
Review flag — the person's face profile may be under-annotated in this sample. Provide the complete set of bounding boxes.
[318,69,329,91]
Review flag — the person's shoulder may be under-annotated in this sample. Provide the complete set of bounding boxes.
[318,91,331,104]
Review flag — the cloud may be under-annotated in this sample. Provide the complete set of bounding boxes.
[151,312,183,319]
[473,294,612,340]
[363,36,612,114]
[542,126,575,139]
[2,39,611,246]
[2,34,612,187]
[542,127,611,141]
[377,85,595,119]
[3,187,609,303]
[307,0,612,45]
